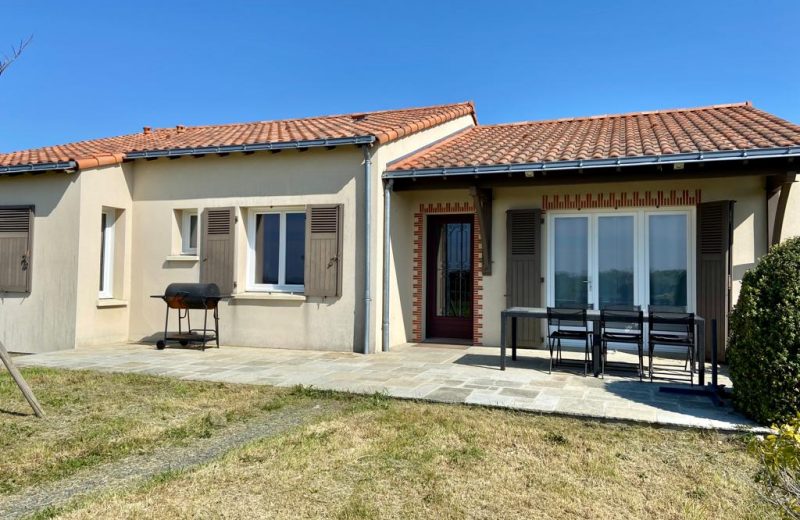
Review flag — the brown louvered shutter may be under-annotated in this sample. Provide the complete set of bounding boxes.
[201,207,235,294]
[506,209,542,347]
[696,200,734,362]
[304,204,342,298]
[0,206,33,293]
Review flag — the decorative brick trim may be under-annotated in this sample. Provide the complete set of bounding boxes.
[411,202,483,345]
[542,189,701,211]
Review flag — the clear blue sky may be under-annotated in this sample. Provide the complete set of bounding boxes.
[1,0,798,152]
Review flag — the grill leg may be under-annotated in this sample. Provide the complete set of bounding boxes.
[158,304,170,350]
[201,305,209,351]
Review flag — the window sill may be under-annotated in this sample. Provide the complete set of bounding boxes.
[166,255,199,262]
[232,292,306,302]
[97,298,128,308]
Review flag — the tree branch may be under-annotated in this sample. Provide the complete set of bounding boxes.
[0,35,33,78]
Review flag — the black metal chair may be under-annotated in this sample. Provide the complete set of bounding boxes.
[599,306,644,380]
[546,307,592,376]
[647,310,695,385]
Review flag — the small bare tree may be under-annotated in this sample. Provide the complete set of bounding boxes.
[0,35,32,78]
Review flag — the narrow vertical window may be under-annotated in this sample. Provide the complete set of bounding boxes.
[99,209,115,298]
[181,210,199,255]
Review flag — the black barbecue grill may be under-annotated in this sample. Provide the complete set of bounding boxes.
[151,283,230,350]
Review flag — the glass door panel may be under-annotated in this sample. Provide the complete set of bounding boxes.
[648,214,688,310]
[553,216,589,307]
[597,215,635,308]
[435,222,472,318]
[426,215,473,340]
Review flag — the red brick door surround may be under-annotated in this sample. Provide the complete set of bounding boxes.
[412,202,483,345]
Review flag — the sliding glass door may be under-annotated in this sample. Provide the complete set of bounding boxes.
[553,216,589,307]
[548,210,692,312]
[646,213,688,310]
[597,215,635,308]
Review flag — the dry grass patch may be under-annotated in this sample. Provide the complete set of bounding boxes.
[0,367,298,495]
[60,399,775,520]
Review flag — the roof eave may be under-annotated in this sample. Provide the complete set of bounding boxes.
[125,135,376,159]
[0,161,77,176]
[384,146,800,179]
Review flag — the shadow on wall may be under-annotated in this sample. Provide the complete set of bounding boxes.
[390,192,415,347]
[132,150,361,202]
[732,263,756,283]
[0,172,78,218]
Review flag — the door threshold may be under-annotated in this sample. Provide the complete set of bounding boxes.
[421,338,472,347]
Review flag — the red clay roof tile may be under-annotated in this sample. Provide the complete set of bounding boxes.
[0,102,476,169]
[389,102,800,172]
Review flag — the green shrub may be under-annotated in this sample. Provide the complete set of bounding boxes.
[749,415,800,519]
[728,236,800,424]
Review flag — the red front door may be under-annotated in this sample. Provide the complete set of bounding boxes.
[426,215,473,341]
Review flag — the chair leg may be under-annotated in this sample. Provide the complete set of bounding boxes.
[649,345,654,383]
[600,339,605,379]
[637,341,643,382]
[557,338,562,365]
[583,336,589,377]
[548,336,554,374]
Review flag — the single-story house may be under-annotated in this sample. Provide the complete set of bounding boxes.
[0,101,798,361]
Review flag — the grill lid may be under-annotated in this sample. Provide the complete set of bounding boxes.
[163,283,221,309]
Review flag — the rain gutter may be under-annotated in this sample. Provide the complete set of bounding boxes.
[0,161,77,175]
[383,146,800,179]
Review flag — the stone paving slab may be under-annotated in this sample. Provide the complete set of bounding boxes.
[13,342,758,431]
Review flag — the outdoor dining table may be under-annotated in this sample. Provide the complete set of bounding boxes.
[499,307,706,385]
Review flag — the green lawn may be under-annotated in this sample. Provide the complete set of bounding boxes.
[0,367,298,495]
[0,367,776,519]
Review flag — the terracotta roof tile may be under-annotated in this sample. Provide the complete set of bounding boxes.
[389,103,800,172]
[0,102,475,169]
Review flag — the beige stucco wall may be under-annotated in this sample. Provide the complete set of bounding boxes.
[388,174,768,349]
[0,172,81,353]
[371,115,475,351]
[780,183,800,241]
[128,148,365,351]
[74,163,135,346]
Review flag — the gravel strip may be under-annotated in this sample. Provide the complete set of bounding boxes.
[0,400,339,519]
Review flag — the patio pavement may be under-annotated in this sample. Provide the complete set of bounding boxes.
[13,342,755,431]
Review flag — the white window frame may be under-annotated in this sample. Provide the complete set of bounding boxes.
[99,209,115,299]
[181,210,199,255]
[643,209,696,313]
[246,208,305,293]
[545,207,695,313]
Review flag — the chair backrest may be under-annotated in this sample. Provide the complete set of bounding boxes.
[648,305,687,313]
[601,304,641,311]
[547,307,588,330]
[648,310,695,337]
[600,308,643,333]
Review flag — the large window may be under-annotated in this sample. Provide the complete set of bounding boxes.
[547,209,693,311]
[99,209,115,298]
[247,209,306,292]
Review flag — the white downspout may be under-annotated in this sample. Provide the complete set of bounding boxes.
[362,145,373,354]
[382,179,393,352]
